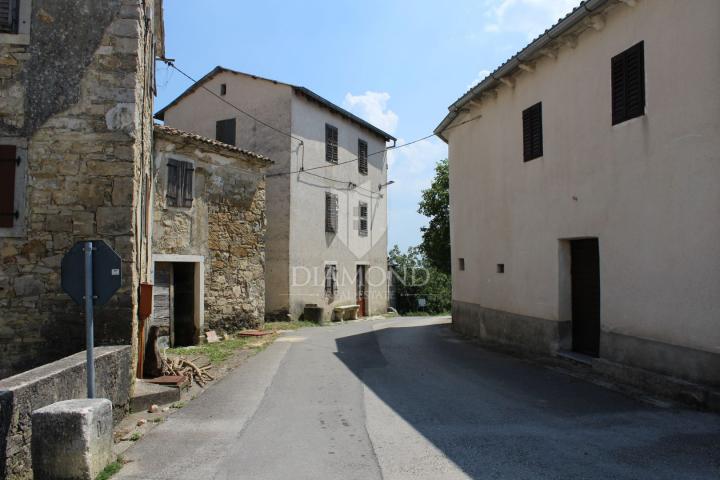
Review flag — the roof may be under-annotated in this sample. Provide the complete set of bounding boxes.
[155,67,396,142]
[153,124,272,165]
[434,0,613,141]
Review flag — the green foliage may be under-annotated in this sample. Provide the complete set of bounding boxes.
[418,158,451,274]
[389,245,451,315]
[95,460,123,480]
[129,432,141,442]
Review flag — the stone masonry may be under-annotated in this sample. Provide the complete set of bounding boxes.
[0,1,163,378]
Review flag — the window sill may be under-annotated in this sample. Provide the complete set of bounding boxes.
[0,33,30,45]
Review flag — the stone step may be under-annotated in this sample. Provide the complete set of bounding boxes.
[130,380,181,413]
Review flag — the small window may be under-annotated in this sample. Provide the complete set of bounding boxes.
[166,159,194,208]
[458,258,465,271]
[497,264,505,274]
[325,192,338,233]
[0,0,19,34]
[0,145,17,227]
[325,124,338,164]
[220,83,227,96]
[358,201,368,237]
[522,102,543,162]
[324,264,338,296]
[612,41,645,125]
[216,118,236,146]
[358,139,368,175]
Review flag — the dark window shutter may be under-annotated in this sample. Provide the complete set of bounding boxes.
[181,162,194,207]
[359,202,368,236]
[358,139,368,175]
[0,145,17,228]
[612,41,645,125]
[166,159,179,207]
[216,118,236,146]
[325,124,338,164]
[324,265,337,295]
[522,102,543,162]
[325,192,338,233]
[0,0,16,34]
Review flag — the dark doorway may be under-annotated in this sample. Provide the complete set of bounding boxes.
[570,239,600,357]
[356,265,367,317]
[173,262,196,346]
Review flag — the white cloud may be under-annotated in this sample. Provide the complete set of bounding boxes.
[343,91,399,135]
[483,0,580,39]
[467,69,492,90]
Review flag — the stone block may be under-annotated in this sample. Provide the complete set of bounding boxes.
[31,399,113,480]
[96,207,132,235]
[112,177,134,206]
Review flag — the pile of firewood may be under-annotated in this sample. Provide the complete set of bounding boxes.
[161,355,214,387]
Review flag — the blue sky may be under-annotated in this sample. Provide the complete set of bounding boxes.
[156,0,580,251]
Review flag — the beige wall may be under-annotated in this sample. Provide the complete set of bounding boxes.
[162,73,293,317]
[446,0,720,354]
[288,92,388,320]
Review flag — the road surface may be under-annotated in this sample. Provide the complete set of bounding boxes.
[116,316,720,479]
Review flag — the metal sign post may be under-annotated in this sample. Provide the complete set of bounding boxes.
[62,240,122,400]
[84,241,95,398]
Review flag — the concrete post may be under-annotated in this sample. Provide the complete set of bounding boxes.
[31,399,113,480]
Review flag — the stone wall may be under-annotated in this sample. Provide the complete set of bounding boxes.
[0,346,132,480]
[0,1,159,378]
[153,129,269,334]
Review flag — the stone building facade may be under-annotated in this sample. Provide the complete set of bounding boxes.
[0,0,164,379]
[152,125,269,347]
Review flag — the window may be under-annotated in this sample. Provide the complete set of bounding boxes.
[612,41,645,125]
[0,0,18,34]
[166,159,194,208]
[216,118,236,146]
[220,84,227,96]
[324,264,337,296]
[325,124,338,164]
[497,264,505,274]
[325,192,338,233]
[0,145,17,227]
[458,258,465,271]
[358,139,368,175]
[522,102,543,162]
[358,201,368,237]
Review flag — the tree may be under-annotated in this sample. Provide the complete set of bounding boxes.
[388,245,450,315]
[418,158,450,274]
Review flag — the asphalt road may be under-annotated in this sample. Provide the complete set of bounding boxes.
[117,316,720,480]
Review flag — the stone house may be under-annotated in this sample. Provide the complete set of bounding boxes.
[0,0,164,379]
[150,125,270,355]
[435,0,720,387]
[156,68,395,322]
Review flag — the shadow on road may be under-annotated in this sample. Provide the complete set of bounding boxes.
[334,320,720,479]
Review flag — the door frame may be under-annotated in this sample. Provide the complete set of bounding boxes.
[152,254,205,340]
[355,262,369,317]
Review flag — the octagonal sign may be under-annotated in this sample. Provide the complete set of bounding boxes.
[61,240,122,306]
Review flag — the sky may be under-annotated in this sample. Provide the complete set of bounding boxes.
[155,0,580,252]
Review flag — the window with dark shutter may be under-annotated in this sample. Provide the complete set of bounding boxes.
[220,84,227,96]
[522,102,543,162]
[325,124,338,164]
[166,159,194,208]
[358,139,368,175]
[358,201,368,237]
[216,118,236,146]
[325,192,338,233]
[0,0,18,34]
[612,41,645,125]
[324,264,337,296]
[0,145,17,228]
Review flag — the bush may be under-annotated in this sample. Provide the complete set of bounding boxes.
[389,245,451,315]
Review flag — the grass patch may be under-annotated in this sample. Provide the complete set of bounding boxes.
[170,401,186,409]
[167,337,254,364]
[264,321,318,331]
[129,432,141,442]
[95,460,123,480]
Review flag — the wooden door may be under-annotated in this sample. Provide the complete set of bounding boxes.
[356,265,367,317]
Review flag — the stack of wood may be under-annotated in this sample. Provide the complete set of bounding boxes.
[161,356,214,387]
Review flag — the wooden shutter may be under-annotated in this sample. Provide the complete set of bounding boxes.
[216,118,236,146]
[612,41,645,125]
[0,0,15,34]
[0,145,16,228]
[325,124,338,164]
[166,159,179,207]
[359,202,368,237]
[358,139,368,175]
[325,265,337,295]
[522,102,543,162]
[180,161,194,207]
[325,192,338,233]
